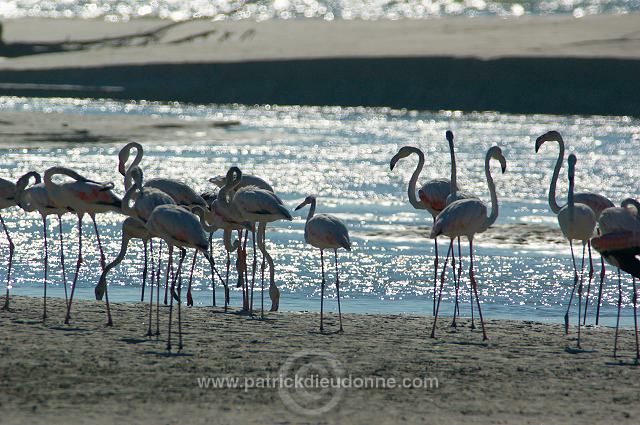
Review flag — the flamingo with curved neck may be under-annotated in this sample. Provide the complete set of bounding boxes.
[390,144,452,318]
[535,131,614,325]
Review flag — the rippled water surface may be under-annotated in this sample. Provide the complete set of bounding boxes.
[1,0,638,20]
[1,96,639,327]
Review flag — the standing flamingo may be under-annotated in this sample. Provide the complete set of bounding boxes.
[430,146,507,341]
[592,230,640,361]
[555,154,597,348]
[222,167,292,316]
[0,177,17,311]
[595,198,640,358]
[43,167,122,325]
[119,142,206,209]
[295,195,351,332]
[122,166,176,303]
[15,171,70,319]
[145,204,222,351]
[390,145,453,317]
[535,131,614,325]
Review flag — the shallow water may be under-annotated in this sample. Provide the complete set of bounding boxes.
[1,96,639,327]
[1,0,638,21]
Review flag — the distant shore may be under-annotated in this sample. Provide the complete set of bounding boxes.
[1,295,639,424]
[0,15,639,116]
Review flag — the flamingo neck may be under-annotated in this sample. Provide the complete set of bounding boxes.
[482,154,499,231]
[121,185,138,218]
[568,175,575,221]
[193,206,217,233]
[15,172,40,211]
[548,138,565,214]
[406,147,425,210]
[448,138,457,198]
[306,198,317,223]
[122,143,143,189]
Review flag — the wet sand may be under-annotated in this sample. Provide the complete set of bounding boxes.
[1,295,639,424]
[0,15,639,115]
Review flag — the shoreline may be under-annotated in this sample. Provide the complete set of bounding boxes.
[0,15,639,116]
[1,295,639,424]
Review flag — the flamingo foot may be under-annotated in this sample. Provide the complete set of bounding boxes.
[451,319,457,328]
[564,313,570,335]
[187,290,193,307]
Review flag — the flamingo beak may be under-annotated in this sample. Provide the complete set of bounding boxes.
[389,155,399,171]
[294,201,306,211]
[118,162,126,175]
[534,137,544,153]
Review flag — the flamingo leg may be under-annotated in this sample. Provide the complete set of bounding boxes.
[166,246,175,351]
[225,251,231,310]
[155,241,163,336]
[451,242,459,328]
[456,237,462,318]
[432,237,438,316]
[261,255,265,319]
[58,216,68,307]
[0,214,14,312]
[208,233,216,307]
[250,227,257,314]
[92,215,112,326]
[564,240,579,335]
[633,277,639,362]
[64,216,83,325]
[469,240,488,341]
[176,248,186,351]
[243,229,250,312]
[42,216,49,320]
[187,251,197,307]
[595,256,606,326]
[141,240,148,302]
[577,244,586,349]
[614,268,623,358]
[334,249,344,333]
[320,249,325,333]
[431,240,453,339]
[583,241,594,325]
[146,239,155,337]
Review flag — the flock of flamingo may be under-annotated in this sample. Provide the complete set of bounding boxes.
[0,131,638,358]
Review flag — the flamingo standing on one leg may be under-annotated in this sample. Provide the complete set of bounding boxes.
[430,146,507,341]
[210,171,274,311]
[145,204,223,351]
[295,195,351,332]
[555,155,597,349]
[0,177,17,311]
[535,131,614,325]
[595,198,640,358]
[390,145,454,317]
[222,167,292,316]
[43,167,122,325]
[15,171,71,319]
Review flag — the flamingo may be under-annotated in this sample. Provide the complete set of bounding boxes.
[15,171,71,319]
[295,195,351,332]
[592,230,640,361]
[430,146,507,341]
[535,131,614,325]
[145,204,222,351]
[122,165,176,303]
[554,154,598,348]
[0,176,17,311]
[210,171,274,310]
[390,145,453,317]
[43,167,122,325]
[221,167,292,316]
[437,130,478,328]
[595,198,640,358]
[119,142,207,209]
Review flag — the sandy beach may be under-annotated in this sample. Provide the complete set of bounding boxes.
[0,295,639,424]
[0,15,639,115]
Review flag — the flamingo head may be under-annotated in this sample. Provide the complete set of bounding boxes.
[487,146,507,173]
[446,130,454,144]
[294,195,316,211]
[389,146,416,170]
[535,130,562,153]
